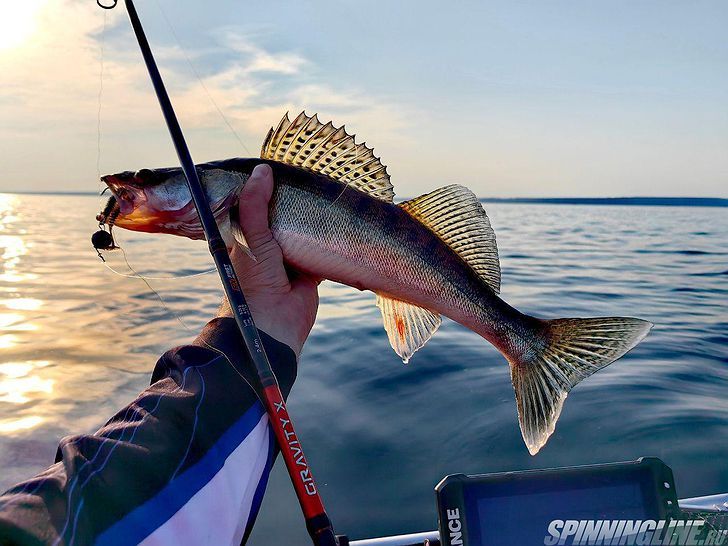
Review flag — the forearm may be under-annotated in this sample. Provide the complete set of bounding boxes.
[0,318,297,546]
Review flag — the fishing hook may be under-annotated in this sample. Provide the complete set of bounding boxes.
[97,0,117,9]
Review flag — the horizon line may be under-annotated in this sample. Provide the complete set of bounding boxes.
[1,191,727,207]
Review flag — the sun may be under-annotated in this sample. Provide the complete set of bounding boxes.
[0,0,47,51]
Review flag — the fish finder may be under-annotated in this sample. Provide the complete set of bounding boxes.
[435,457,680,546]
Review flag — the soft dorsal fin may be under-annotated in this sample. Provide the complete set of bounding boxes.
[399,185,501,293]
[375,294,442,363]
[261,111,395,202]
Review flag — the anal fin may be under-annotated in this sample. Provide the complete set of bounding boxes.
[375,294,441,363]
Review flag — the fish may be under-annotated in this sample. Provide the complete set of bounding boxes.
[96,111,652,455]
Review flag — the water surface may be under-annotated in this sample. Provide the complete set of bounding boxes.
[0,194,725,544]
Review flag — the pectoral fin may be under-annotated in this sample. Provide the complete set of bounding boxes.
[229,206,257,261]
[376,294,441,363]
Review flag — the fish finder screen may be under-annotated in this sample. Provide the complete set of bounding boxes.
[464,471,655,546]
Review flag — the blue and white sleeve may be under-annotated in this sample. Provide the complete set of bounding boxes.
[0,317,298,546]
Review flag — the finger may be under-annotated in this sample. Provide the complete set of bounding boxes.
[238,163,274,248]
[290,272,321,292]
[288,268,324,287]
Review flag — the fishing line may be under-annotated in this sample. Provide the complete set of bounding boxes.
[101,260,216,280]
[152,0,252,156]
[93,203,214,279]
[91,14,247,388]
[330,139,362,206]
[96,9,108,192]
[98,3,337,537]
[95,244,258,391]
[89,2,279,422]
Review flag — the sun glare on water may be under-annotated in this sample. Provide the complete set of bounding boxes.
[0,0,47,51]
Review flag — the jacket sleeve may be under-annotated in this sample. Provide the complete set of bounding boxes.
[0,318,297,546]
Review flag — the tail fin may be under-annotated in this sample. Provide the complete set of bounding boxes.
[508,317,652,455]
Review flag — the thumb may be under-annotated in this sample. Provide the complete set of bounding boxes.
[237,163,274,248]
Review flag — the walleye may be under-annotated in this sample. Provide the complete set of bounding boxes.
[96,112,652,455]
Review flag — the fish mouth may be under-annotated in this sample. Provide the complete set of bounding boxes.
[97,174,155,230]
[95,169,235,239]
[101,174,141,215]
[96,173,195,236]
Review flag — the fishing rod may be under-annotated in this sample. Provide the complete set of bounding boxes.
[94,1,342,544]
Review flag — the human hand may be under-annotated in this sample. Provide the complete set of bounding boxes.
[218,164,319,356]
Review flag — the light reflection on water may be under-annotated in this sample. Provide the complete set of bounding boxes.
[0,416,44,434]
[0,299,43,311]
[0,361,53,404]
[0,193,247,484]
[0,194,725,544]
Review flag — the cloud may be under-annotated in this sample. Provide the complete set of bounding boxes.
[223,33,307,75]
[1,1,725,196]
[0,0,411,191]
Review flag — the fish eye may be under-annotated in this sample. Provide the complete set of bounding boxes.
[134,168,155,183]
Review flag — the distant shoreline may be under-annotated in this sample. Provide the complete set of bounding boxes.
[481,197,728,207]
[2,192,726,207]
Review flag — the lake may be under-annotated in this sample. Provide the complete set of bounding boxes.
[0,194,725,544]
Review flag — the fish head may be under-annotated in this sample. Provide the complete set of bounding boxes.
[97,165,247,239]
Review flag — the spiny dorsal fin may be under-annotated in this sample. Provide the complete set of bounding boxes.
[400,185,501,294]
[261,112,395,202]
[376,294,442,363]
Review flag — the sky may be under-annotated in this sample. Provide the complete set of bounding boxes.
[0,0,726,197]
